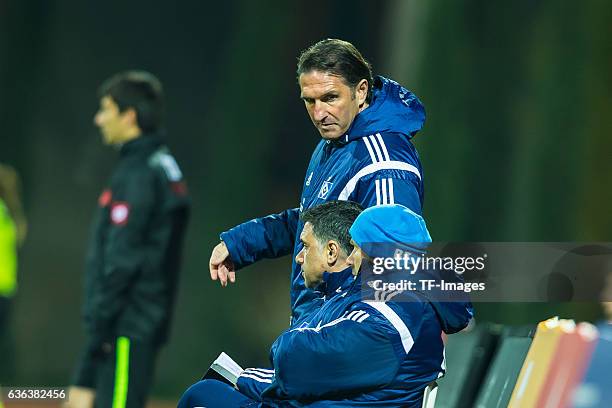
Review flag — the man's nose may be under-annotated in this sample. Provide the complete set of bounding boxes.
[94,111,103,126]
[295,250,304,264]
[312,101,327,122]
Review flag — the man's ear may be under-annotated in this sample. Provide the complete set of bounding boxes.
[122,108,138,127]
[327,241,340,265]
[356,78,368,106]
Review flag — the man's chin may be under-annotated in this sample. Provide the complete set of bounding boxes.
[101,133,113,145]
[102,134,123,147]
[303,278,319,289]
[318,130,343,140]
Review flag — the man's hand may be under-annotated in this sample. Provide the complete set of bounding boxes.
[209,241,236,287]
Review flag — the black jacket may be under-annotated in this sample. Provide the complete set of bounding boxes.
[83,134,190,345]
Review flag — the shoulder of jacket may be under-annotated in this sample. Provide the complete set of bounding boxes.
[355,133,420,171]
[147,147,184,182]
[359,299,426,328]
[345,137,381,169]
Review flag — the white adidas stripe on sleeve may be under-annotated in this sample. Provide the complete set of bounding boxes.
[368,135,385,162]
[375,133,391,161]
[244,368,274,377]
[240,373,273,383]
[363,137,378,163]
[338,161,421,201]
[381,178,388,204]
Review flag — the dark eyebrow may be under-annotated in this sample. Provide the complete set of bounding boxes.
[301,91,338,102]
[321,91,338,98]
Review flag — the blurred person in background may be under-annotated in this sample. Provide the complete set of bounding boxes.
[0,163,27,383]
[66,71,190,408]
[210,38,428,326]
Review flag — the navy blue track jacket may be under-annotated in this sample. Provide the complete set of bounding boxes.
[235,268,473,407]
[221,76,427,324]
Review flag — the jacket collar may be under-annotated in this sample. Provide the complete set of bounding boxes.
[119,132,163,157]
[318,267,356,298]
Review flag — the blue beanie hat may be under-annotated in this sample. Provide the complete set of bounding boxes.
[349,204,431,257]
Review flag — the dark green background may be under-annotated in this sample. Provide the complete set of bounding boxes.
[1,0,610,400]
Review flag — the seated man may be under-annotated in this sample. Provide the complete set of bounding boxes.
[180,202,472,407]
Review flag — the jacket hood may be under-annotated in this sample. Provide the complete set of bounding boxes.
[119,132,164,157]
[346,76,426,141]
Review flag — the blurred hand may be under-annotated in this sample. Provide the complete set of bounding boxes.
[209,241,236,287]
